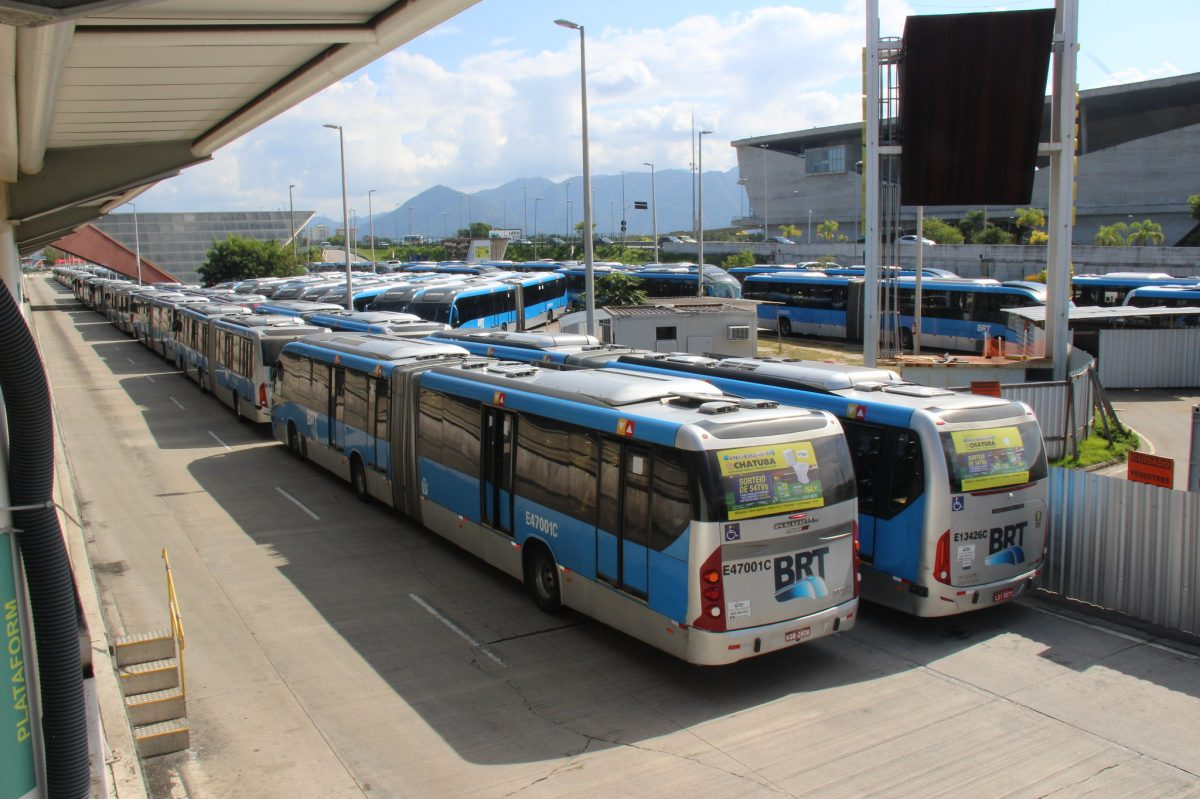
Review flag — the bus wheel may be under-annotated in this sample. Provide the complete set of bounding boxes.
[900,328,914,352]
[198,369,208,393]
[351,458,370,503]
[500,322,509,332]
[287,423,301,455]
[779,317,792,337]
[234,392,246,422]
[525,544,563,614]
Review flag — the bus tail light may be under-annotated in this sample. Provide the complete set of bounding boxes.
[933,530,952,585]
[258,382,268,408]
[693,548,725,632]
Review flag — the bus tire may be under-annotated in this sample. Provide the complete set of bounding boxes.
[500,322,509,332]
[525,543,563,614]
[779,317,792,337]
[198,369,208,393]
[351,457,370,503]
[287,423,301,455]
[234,392,247,422]
[900,328,914,352]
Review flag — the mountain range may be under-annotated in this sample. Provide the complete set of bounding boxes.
[309,167,748,241]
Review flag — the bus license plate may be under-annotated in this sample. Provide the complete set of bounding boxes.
[785,627,812,643]
[993,587,1014,603]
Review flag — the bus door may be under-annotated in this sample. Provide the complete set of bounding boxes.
[329,365,346,450]
[596,440,650,599]
[843,422,882,559]
[372,377,389,471]
[514,286,527,330]
[846,281,865,342]
[480,407,515,535]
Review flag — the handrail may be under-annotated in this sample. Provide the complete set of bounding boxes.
[162,549,186,695]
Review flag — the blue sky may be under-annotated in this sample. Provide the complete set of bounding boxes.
[136,0,1200,223]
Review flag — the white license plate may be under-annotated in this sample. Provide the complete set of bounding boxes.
[785,627,812,643]
[993,587,1015,603]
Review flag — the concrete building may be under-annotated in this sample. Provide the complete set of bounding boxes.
[94,210,314,284]
[732,72,1200,247]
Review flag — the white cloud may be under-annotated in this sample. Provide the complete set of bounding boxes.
[139,2,913,218]
[1095,62,1183,88]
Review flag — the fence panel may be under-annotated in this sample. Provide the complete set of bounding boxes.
[1045,466,1199,635]
[1098,328,1200,388]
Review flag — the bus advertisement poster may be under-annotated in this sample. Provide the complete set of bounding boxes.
[718,442,825,520]
[950,426,1031,491]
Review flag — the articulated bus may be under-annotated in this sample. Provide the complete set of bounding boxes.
[629,265,744,299]
[425,329,1050,617]
[209,315,327,422]
[301,309,450,337]
[272,333,860,664]
[174,303,252,380]
[742,273,1046,353]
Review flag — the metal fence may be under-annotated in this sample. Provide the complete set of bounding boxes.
[1098,328,1200,388]
[1045,466,1200,636]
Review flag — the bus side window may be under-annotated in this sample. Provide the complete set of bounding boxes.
[887,432,925,512]
[843,422,882,515]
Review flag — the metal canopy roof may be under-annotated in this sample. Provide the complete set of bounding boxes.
[1,0,479,252]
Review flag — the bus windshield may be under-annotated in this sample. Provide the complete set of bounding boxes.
[939,420,1047,492]
[699,435,855,521]
[406,301,452,324]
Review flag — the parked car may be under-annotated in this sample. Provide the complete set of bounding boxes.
[595,236,615,246]
[898,234,936,245]
[658,235,683,245]
[766,236,794,244]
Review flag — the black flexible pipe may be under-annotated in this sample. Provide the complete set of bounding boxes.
[1,285,90,798]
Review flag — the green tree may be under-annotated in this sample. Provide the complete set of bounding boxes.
[958,210,986,239]
[779,224,802,239]
[921,217,965,244]
[1013,207,1046,242]
[1189,194,1200,220]
[971,225,1013,245]
[1028,230,1049,245]
[722,250,757,268]
[1126,218,1165,246]
[1093,222,1128,246]
[595,272,647,306]
[198,235,305,286]
[816,219,839,242]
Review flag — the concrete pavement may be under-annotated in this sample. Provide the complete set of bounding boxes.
[27,274,1200,799]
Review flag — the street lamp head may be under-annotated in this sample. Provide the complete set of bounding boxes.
[323,123,340,130]
[643,162,653,168]
[700,130,713,136]
[554,18,580,30]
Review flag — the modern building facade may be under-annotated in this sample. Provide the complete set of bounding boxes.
[93,210,314,284]
[732,72,1200,247]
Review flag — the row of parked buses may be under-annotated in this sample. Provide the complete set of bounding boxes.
[55,265,1052,664]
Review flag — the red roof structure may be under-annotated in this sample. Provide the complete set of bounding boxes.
[52,225,178,284]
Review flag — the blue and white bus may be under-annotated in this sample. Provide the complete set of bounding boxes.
[742,273,1046,352]
[272,332,860,664]
[301,309,450,337]
[726,263,830,283]
[255,300,345,318]
[405,273,567,330]
[629,264,743,299]
[424,330,1051,617]
[209,315,326,422]
[1121,283,1200,308]
[174,302,252,379]
[1072,272,1199,307]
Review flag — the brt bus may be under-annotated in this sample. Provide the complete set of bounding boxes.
[424,329,1050,617]
[301,309,450,337]
[272,332,859,664]
[1122,283,1200,308]
[1072,273,1199,307]
[404,273,568,329]
[174,303,252,379]
[742,273,1046,352]
[208,315,327,422]
[629,264,743,299]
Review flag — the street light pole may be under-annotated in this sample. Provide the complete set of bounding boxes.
[126,203,142,284]
[368,188,376,264]
[288,184,297,259]
[533,196,542,258]
[760,144,769,240]
[323,123,353,309]
[644,162,658,263]
[807,208,813,243]
[556,18,596,336]
[408,206,414,240]
[697,130,712,296]
[620,170,626,249]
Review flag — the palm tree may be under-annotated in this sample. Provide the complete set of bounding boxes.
[1126,219,1165,246]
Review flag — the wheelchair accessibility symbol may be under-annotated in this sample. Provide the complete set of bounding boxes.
[952,496,965,512]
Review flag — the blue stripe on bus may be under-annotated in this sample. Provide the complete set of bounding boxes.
[419,371,683,446]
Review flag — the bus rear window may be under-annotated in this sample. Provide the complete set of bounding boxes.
[700,435,856,522]
[940,420,1047,492]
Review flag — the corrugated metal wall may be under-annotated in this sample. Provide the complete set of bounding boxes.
[1045,467,1200,635]
[1099,329,1200,388]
